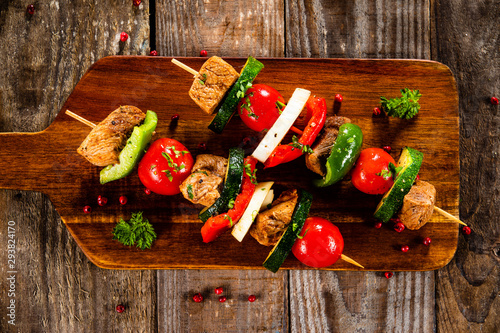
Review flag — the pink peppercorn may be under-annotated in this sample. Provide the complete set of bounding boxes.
[462,226,471,235]
[193,293,203,303]
[200,50,208,57]
[120,32,129,42]
[26,4,35,15]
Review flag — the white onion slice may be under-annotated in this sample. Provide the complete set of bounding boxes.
[231,181,274,242]
[251,88,311,163]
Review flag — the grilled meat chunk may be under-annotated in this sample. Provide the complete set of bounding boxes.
[191,153,227,178]
[188,56,240,114]
[306,116,351,176]
[180,154,228,207]
[398,180,436,230]
[77,105,146,166]
[249,189,299,246]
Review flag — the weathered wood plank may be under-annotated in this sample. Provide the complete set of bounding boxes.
[290,271,435,332]
[157,270,289,332]
[155,0,285,57]
[0,1,154,332]
[285,0,430,59]
[154,1,288,331]
[433,0,500,331]
[285,1,436,331]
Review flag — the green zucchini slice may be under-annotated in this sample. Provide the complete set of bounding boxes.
[263,189,313,273]
[198,147,245,222]
[208,56,264,134]
[374,146,423,222]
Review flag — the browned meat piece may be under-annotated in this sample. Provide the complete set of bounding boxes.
[77,105,146,166]
[188,56,240,114]
[249,189,299,246]
[179,154,228,207]
[191,154,228,178]
[398,180,436,230]
[305,116,351,176]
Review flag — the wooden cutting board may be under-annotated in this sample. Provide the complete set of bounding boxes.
[0,56,460,270]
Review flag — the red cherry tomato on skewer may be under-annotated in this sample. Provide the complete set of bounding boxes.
[237,84,286,132]
[351,148,396,194]
[138,138,194,195]
[292,217,344,268]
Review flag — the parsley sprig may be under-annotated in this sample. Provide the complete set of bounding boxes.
[380,88,422,119]
[112,212,157,250]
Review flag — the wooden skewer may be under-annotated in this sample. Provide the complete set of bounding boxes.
[290,126,303,136]
[340,254,364,269]
[171,58,199,77]
[434,206,467,226]
[65,110,96,128]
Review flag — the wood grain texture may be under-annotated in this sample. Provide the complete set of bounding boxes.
[157,270,289,332]
[285,0,430,59]
[155,0,285,57]
[0,1,154,332]
[0,56,460,271]
[433,0,500,331]
[289,270,435,332]
[285,1,437,332]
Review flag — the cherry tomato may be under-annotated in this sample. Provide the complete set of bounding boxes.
[350,148,396,195]
[138,138,194,195]
[237,84,285,132]
[292,217,344,268]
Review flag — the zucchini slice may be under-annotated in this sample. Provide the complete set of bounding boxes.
[374,146,423,222]
[208,56,264,134]
[263,189,313,273]
[199,147,245,222]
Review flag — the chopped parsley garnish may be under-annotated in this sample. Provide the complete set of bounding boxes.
[162,169,173,182]
[275,100,285,114]
[187,184,194,199]
[244,163,258,185]
[199,73,207,85]
[288,135,314,154]
[224,214,234,227]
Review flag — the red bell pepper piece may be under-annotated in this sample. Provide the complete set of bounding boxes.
[201,156,258,243]
[264,96,327,168]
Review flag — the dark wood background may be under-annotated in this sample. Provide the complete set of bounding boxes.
[0,0,498,332]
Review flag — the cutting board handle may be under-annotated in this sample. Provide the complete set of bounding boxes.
[0,128,62,193]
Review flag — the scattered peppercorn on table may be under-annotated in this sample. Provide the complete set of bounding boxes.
[0,1,497,332]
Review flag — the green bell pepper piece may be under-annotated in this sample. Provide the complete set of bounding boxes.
[100,110,158,184]
[313,123,363,187]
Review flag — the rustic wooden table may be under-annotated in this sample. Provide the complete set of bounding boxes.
[0,0,498,332]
